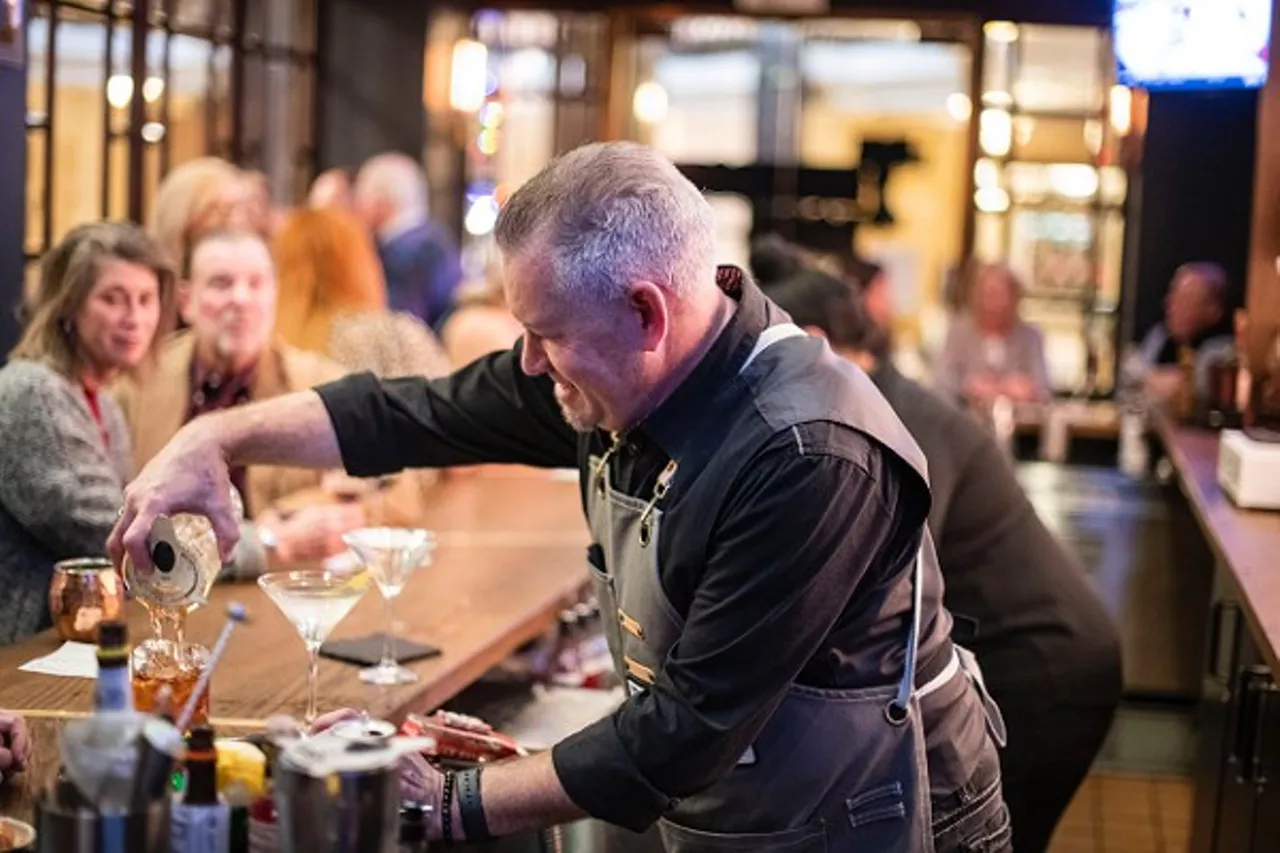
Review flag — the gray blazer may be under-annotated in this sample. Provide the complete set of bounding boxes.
[0,360,131,645]
[933,315,1051,403]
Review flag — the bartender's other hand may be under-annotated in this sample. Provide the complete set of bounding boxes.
[0,711,31,781]
[261,503,366,562]
[109,419,241,571]
[308,707,362,736]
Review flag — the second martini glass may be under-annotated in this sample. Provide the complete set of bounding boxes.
[342,527,436,685]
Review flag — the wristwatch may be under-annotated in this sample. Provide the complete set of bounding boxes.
[456,766,492,842]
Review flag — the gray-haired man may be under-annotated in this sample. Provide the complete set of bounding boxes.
[111,142,1009,852]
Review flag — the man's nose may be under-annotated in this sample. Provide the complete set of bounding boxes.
[520,333,547,375]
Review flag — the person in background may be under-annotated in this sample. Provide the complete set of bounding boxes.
[0,712,30,785]
[273,207,451,379]
[308,168,354,211]
[273,207,452,520]
[765,266,1122,853]
[353,152,463,332]
[934,263,1051,407]
[0,222,175,644]
[112,228,363,565]
[1123,261,1233,404]
[147,157,264,274]
[439,255,525,368]
[240,169,283,238]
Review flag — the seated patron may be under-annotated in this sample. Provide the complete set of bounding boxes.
[113,229,363,564]
[0,223,173,644]
[1123,261,1233,404]
[765,265,1122,853]
[934,263,1051,407]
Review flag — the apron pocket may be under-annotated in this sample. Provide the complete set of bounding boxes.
[658,819,827,853]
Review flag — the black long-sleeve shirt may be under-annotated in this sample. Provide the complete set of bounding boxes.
[315,280,941,830]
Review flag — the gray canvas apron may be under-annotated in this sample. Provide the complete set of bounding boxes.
[585,324,967,853]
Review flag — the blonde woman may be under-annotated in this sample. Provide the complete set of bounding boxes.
[0,222,175,644]
[148,156,266,274]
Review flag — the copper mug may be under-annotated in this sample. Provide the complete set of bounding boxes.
[48,558,126,643]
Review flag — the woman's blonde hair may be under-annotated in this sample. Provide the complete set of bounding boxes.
[11,221,177,376]
[272,207,388,353]
[148,157,260,277]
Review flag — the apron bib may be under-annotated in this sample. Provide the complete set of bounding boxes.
[584,325,958,853]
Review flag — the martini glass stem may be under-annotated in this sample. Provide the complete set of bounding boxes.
[306,642,320,726]
[381,592,398,671]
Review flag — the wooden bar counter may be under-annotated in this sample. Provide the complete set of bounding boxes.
[1153,415,1280,673]
[0,469,590,823]
[1152,414,1280,853]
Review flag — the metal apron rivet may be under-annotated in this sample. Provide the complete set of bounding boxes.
[884,702,910,727]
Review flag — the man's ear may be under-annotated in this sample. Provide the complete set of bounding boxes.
[627,281,669,352]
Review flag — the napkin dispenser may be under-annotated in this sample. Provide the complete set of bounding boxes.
[1218,430,1280,510]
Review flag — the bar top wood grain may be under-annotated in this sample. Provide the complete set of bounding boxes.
[0,468,589,739]
[1153,413,1280,675]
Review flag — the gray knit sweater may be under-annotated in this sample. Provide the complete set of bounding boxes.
[0,359,131,645]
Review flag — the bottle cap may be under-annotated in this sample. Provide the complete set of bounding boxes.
[97,621,128,650]
[188,724,216,754]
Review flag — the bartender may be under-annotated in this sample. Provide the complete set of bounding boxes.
[764,263,1123,853]
[111,142,1009,852]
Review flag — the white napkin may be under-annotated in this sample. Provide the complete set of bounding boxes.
[19,641,99,678]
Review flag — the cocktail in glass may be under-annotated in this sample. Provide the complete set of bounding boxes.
[341,528,436,686]
[258,569,372,725]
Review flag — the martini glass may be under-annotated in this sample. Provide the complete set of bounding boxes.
[258,568,372,726]
[342,527,436,685]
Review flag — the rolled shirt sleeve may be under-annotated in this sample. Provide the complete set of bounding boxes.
[314,343,578,475]
[552,426,920,830]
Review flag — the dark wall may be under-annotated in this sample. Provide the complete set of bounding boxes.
[0,61,26,357]
[314,0,430,173]
[1123,90,1258,345]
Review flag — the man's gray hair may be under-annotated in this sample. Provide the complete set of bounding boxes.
[494,142,717,301]
[355,152,428,218]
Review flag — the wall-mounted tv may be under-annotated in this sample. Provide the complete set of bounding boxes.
[1114,0,1272,91]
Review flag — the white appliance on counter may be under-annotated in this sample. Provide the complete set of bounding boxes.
[1218,430,1280,510]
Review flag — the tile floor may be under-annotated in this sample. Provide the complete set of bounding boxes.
[1049,772,1193,853]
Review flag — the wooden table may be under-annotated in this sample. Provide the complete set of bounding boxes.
[0,470,590,822]
[1152,414,1280,674]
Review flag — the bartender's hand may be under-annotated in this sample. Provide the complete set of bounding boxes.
[109,419,241,571]
[0,712,31,783]
[309,708,448,816]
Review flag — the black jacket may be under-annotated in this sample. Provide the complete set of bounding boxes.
[872,364,1122,705]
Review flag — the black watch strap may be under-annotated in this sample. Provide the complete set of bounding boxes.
[457,766,492,842]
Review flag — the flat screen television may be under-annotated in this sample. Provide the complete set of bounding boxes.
[1114,0,1272,91]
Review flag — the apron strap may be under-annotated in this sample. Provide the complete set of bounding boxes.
[740,323,807,375]
[892,545,925,714]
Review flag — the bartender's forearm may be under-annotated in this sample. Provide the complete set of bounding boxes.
[189,390,343,470]
[467,751,587,839]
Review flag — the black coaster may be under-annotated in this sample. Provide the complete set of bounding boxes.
[319,633,442,667]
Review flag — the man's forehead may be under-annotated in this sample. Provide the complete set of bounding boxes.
[190,237,271,277]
